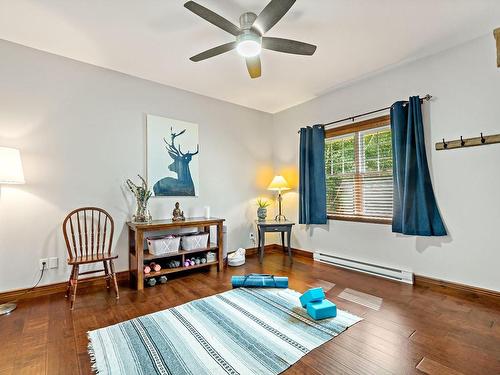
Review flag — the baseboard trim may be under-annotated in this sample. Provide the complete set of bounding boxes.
[414,274,499,299]
[245,244,313,258]
[245,245,274,255]
[0,271,129,304]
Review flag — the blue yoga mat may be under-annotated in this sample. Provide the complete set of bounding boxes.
[231,274,289,288]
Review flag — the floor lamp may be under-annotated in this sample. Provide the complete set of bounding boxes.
[0,147,25,316]
[267,175,290,221]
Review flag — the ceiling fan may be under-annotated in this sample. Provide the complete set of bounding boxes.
[184,0,317,78]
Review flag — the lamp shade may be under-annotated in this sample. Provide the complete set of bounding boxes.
[0,147,25,184]
[267,175,290,191]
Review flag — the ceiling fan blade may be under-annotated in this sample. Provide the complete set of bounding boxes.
[184,1,240,36]
[190,42,237,62]
[246,56,261,79]
[254,0,296,34]
[262,37,317,55]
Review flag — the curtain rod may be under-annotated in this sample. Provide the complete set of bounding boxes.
[297,94,432,133]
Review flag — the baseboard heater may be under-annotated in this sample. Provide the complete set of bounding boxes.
[314,251,414,284]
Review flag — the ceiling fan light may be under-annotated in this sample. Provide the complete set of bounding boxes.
[237,40,261,57]
[236,34,261,57]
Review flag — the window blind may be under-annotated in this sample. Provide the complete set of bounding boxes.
[325,125,393,221]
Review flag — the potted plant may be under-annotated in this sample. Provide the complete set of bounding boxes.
[257,198,271,221]
[126,175,153,223]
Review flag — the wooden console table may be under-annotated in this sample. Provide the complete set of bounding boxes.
[128,217,224,290]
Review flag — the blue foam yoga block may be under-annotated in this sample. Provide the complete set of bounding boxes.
[231,274,288,288]
[306,299,337,320]
[299,287,325,308]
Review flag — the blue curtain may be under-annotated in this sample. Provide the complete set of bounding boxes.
[299,125,327,225]
[391,96,446,236]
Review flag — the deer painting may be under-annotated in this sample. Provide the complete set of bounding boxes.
[153,127,199,196]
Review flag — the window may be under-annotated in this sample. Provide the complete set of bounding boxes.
[325,115,393,224]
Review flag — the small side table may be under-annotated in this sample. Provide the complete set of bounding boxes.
[256,220,295,264]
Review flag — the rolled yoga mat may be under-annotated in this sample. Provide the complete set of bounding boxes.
[231,274,288,288]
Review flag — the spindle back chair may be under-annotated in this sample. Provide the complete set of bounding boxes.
[62,207,119,309]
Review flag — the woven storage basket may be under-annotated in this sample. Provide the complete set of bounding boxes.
[181,232,209,251]
[147,235,180,255]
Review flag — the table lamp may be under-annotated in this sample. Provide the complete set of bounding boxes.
[267,175,290,221]
[0,147,25,315]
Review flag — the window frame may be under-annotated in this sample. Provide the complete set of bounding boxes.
[325,115,393,225]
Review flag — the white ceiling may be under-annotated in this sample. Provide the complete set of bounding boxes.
[1,0,499,113]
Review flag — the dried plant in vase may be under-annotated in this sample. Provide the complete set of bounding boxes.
[257,198,271,221]
[126,175,153,223]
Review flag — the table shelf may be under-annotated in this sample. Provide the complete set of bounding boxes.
[144,261,219,278]
[143,244,218,261]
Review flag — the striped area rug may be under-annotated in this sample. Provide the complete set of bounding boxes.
[88,288,362,375]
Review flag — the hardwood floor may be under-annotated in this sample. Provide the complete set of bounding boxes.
[1,251,499,375]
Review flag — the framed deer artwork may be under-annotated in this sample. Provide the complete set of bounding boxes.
[147,115,200,197]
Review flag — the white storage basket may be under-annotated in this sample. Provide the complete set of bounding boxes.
[147,235,180,255]
[181,232,209,251]
[206,251,217,263]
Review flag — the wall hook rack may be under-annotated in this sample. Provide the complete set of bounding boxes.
[435,133,500,151]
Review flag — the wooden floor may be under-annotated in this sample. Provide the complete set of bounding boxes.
[1,251,499,375]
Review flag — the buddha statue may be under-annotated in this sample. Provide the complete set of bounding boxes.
[172,202,185,221]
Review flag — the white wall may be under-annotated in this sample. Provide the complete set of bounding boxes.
[0,40,273,292]
[272,35,500,292]
[2,34,499,294]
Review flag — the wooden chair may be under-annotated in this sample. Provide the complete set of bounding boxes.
[62,207,119,309]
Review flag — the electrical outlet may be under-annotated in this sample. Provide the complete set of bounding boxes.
[48,257,58,269]
[249,232,255,240]
[39,258,48,270]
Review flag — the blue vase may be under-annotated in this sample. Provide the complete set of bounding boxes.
[257,207,267,221]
